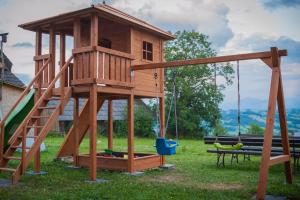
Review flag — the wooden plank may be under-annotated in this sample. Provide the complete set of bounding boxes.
[115,57,121,81]
[73,97,79,166]
[159,97,165,166]
[98,52,103,79]
[97,46,135,60]
[276,54,293,183]
[90,14,98,79]
[125,59,131,83]
[104,54,110,79]
[121,58,126,82]
[110,55,116,80]
[131,49,288,71]
[127,93,134,172]
[256,48,281,200]
[34,54,50,61]
[49,26,56,82]
[108,100,113,150]
[89,84,97,181]
[269,155,290,166]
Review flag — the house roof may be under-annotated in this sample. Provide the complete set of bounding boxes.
[48,98,148,121]
[0,70,26,89]
[18,4,175,40]
[0,53,12,71]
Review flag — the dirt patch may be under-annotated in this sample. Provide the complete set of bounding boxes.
[141,173,244,191]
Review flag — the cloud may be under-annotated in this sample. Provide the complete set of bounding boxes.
[226,34,300,63]
[263,0,300,9]
[12,42,34,48]
[111,0,233,48]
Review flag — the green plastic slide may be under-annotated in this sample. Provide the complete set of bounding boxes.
[3,89,35,151]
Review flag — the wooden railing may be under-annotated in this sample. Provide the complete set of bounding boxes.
[72,46,135,88]
[34,54,51,88]
[0,55,51,159]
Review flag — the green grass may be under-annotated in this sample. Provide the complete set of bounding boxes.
[0,135,299,200]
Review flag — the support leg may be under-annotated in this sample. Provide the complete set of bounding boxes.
[127,93,134,173]
[159,97,165,166]
[89,85,97,181]
[108,99,113,150]
[73,97,79,166]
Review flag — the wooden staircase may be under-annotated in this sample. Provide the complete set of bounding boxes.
[0,55,74,184]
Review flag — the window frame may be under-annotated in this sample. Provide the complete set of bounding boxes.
[142,41,153,62]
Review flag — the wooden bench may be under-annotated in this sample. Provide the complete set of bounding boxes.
[204,135,300,170]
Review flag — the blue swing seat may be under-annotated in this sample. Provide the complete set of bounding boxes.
[155,137,177,155]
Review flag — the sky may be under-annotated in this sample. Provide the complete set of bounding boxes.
[0,0,299,110]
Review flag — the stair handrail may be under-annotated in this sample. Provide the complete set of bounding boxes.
[0,57,51,158]
[8,55,74,145]
[0,58,51,128]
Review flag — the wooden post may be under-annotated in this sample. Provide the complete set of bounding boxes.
[60,33,66,111]
[159,97,165,166]
[127,93,134,173]
[256,47,292,199]
[89,84,97,181]
[277,70,293,183]
[90,14,98,79]
[33,31,42,173]
[21,125,27,174]
[108,99,113,150]
[73,18,80,81]
[73,97,79,166]
[49,26,56,82]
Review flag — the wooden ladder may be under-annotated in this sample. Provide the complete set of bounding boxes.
[0,55,73,184]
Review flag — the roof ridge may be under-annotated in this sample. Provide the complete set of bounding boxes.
[96,4,148,24]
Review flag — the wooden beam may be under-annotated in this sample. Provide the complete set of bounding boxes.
[276,49,293,184]
[60,33,66,111]
[33,30,42,173]
[91,14,98,79]
[89,84,97,181]
[108,99,113,150]
[269,155,290,166]
[159,97,165,166]
[127,93,134,173]
[256,47,281,200]
[131,49,288,71]
[49,26,56,82]
[73,97,79,166]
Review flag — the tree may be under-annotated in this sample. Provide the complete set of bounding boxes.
[164,30,234,138]
[246,123,264,135]
[114,104,155,138]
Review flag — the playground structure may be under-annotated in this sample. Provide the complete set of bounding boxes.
[0,4,293,200]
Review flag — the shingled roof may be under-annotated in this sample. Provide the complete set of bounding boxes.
[0,70,25,88]
[0,53,25,88]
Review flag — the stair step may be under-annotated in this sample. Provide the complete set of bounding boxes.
[27,125,44,129]
[31,115,50,119]
[45,97,61,101]
[0,167,16,173]
[18,135,38,139]
[4,156,22,160]
[11,145,31,149]
[38,106,57,110]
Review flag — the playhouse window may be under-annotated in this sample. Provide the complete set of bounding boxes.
[99,38,112,49]
[142,41,153,61]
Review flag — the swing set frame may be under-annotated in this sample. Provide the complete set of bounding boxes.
[131,47,292,200]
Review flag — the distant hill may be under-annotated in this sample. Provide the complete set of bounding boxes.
[221,97,300,110]
[221,109,300,135]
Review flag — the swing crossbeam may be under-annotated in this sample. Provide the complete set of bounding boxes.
[131,49,287,70]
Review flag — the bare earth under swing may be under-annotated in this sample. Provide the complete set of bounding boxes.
[0,4,293,200]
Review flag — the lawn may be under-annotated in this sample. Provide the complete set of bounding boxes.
[0,134,299,200]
